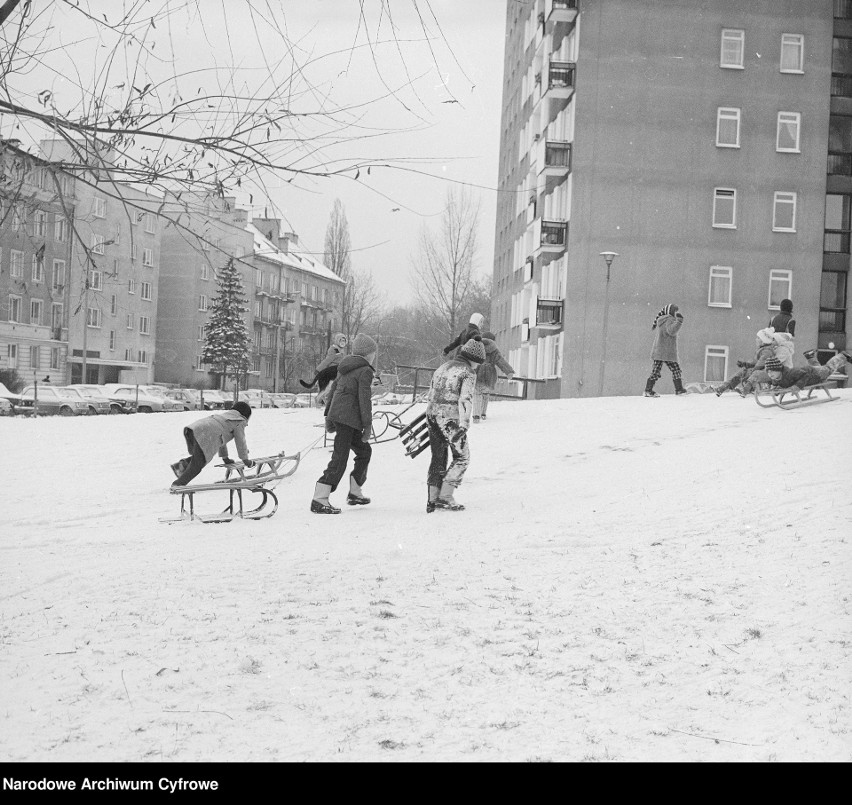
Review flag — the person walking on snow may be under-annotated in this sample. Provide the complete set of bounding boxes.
[310,333,377,514]
[443,313,485,358]
[171,401,254,487]
[644,304,686,397]
[425,337,485,512]
[473,332,514,422]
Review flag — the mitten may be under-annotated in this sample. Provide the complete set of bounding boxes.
[325,417,336,433]
[675,313,684,321]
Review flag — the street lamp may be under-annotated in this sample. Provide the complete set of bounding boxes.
[598,251,619,397]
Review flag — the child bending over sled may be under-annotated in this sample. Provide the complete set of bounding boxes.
[171,401,254,487]
[741,352,851,394]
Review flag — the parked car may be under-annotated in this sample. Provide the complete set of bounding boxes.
[137,386,183,412]
[100,384,167,413]
[54,386,113,415]
[0,396,12,415]
[16,386,89,416]
[241,389,274,408]
[199,389,230,409]
[163,388,204,411]
[66,384,134,414]
[0,382,19,413]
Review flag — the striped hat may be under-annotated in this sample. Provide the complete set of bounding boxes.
[764,357,783,372]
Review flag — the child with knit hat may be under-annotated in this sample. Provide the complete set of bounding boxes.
[715,328,778,397]
[644,304,686,397]
[171,401,254,487]
[741,351,851,394]
[442,313,485,359]
[424,336,486,512]
[473,332,514,422]
[311,333,377,514]
[300,332,348,407]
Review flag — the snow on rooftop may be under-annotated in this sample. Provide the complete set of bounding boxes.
[246,222,344,284]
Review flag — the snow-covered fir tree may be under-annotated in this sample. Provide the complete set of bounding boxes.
[202,258,251,390]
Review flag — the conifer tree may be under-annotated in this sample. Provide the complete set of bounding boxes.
[202,258,251,392]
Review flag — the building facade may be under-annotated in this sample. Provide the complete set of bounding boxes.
[0,141,73,385]
[492,0,849,397]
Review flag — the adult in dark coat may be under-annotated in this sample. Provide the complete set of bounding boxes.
[769,299,796,336]
[311,333,377,514]
[442,312,484,358]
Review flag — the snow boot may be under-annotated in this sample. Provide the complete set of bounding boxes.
[171,457,190,478]
[426,484,441,514]
[347,475,370,506]
[472,415,480,423]
[674,378,687,395]
[434,481,465,511]
[644,378,659,398]
[311,482,340,514]
[714,383,729,397]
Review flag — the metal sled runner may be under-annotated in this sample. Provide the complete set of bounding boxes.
[160,451,303,524]
[753,380,840,410]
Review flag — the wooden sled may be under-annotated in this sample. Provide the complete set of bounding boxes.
[753,380,839,410]
[369,400,426,445]
[160,451,302,524]
[400,412,430,458]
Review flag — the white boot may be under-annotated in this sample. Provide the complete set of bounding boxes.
[311,482,340,514]
[434,481,464,511]
[347,475,370,506]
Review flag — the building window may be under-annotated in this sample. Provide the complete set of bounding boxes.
[196,355,206,370]
[92,197,106,218]
[769,269,793,309]
[54,216,67,242]
[111,295,117,316]
[30,345,40,368]
[144,213,156,234]
[31,254,44,283]
[10,250,23,278]
[91,233,105,254]
[89,269,102,291]
[34,210,47,237]
[199,295,208,312]
[142,248,154,267]
[125,347,134,361]
[12,208,24,232]
[716,107,741,148]
[131,243,138,261]
[265,356,274,376]
[824,193,852,252]
[255,268,263,286]
[837,0,852,20]
[126,313,134,330]
[200,263,209,280]
[7,343,18,368]
[704,346,729,383]
[113,224,121,245]
[109,330,116,351]
[772,192,797,232]
[708,266,732,307]
[776,112,801,152]
[128,277,136,294]
[138,349,148,364]
[87,307,102,328]
[30,299,43,325]
[197,325,205,342]
[139,315,150,335]
[712,188,737,228]
[9,295,21,322]
[255,300,262,318]
[780,34,804,73]
[141,281,152,301]
[50,347,59,369]
[52,303,63,329]
[720,29,745,69]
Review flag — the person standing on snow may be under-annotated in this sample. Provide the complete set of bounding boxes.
[443,312,485,359]
[425,337,485,512]
[171,401,254,487]
[299,332,348,406]
[769,298,796,337]
[644,303,686,397]
[310,333,377,514]
[472,331,514,422]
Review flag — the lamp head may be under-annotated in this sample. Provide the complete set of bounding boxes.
[599,251,619,267]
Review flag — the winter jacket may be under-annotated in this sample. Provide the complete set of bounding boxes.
[443,323,482,357]
[769,310,796,336]
[740,343,776,371]
[326,355,374,433]
[650,313,683,362]
[771,332,795,368]
[186,409,250,463]
[476,338,514,390]
[427,357,477,429]
[315,343,345,374]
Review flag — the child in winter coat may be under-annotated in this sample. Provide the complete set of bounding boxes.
[644,304,686,397]
[425,337,485,512]
[443,313,485,358]
[715,328,777,396]
[472,332,514,422]
[301,332,348,406]
[742,352,850,394]
[171,401,254,487]
[769,299,796,336]
[311,333,377,514]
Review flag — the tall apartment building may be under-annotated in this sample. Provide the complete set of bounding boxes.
[40,139,162,385]
[492,0,850,397]
[0,141,73,384]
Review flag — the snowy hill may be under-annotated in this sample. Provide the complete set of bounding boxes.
[2,390,850,761]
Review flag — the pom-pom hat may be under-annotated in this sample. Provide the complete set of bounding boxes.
[351,333,377,357]
[459,337,486,364]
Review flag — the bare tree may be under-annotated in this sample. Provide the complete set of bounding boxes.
[342,267,383,345]
[411,187,482,343]
[324,199,352,279]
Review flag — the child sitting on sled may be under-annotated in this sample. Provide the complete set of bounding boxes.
[171,401,255,487]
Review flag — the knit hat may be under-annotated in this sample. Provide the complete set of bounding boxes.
[482,331,496,340]
[459,337,486,364]
[469,313,485,329]
[652,304,678,329]
[764,357,783,373]
[232,401,252,419]
[351,333,377,357]
[780,299,793,313]
[756,327,776,345]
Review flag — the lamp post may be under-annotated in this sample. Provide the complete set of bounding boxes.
[598,251,619,397]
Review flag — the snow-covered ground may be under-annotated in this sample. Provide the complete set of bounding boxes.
[1,390,850,762]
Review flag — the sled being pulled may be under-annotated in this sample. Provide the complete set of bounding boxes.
[753,378,840,410]
[160,451,302,524]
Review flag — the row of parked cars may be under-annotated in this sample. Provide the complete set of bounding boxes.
[0,382,316,416]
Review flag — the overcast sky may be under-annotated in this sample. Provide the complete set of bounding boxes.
[3,0,507,305]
